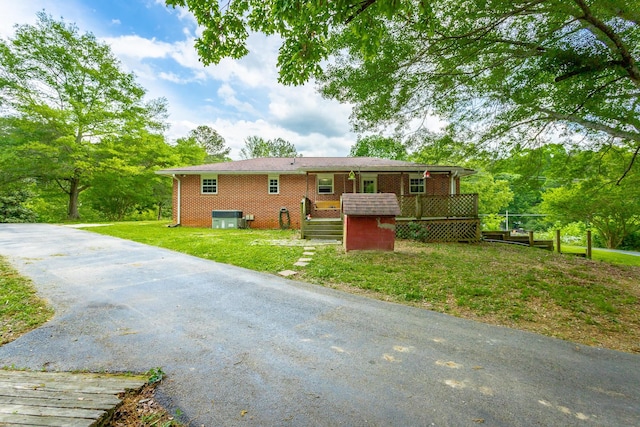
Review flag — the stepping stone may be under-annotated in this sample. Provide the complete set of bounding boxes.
[294,261,309,267]
[302,251,315,256]
[298,258,313,262]
[278,270,298,277]
[304,247,316,251]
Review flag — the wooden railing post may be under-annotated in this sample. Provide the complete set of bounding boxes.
[415,195,422,219]
[586,230,592,259]
[529,231,534,247]
[556,229,561,253]
[300,198,306,239]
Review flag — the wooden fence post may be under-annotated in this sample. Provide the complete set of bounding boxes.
[556,229,561,253]
[529,231,534,247]
[586,230,592,259]
[415,195,422,219]
[300,198,306,239]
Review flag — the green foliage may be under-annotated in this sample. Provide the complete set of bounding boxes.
[540,147,640,248]
[185,125,231,163]
[0,13,167,220]
[147,367,165,384]
[461,171,513,216]
[396,222,429,242]
[166,0,416,85]
[538,222,589,246]
[349,135,407,160]
[319,1,640,175]
[542,182,640,249]
[239,136,297,159]
[0,186,37,223]
[481,214,503,231]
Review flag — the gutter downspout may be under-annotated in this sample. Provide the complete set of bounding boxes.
[172,174,182,226]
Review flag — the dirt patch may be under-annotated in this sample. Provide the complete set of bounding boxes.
[110,383,184,426]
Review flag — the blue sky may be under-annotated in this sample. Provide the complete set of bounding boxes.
[0,0,362,158]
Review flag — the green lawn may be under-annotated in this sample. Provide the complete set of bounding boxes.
[83,222,640,353]
[560,245,640,266]
[0,257,53,345]
[86,221,304,273]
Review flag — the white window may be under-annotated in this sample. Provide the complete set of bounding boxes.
[201,175,218,194]
[409,175,425,194]
[268,175,279,194]
[317,174,334,194]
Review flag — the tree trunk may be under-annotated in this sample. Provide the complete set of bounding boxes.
[67,177,81,220]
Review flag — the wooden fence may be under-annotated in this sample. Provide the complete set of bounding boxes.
[396,218,481,243]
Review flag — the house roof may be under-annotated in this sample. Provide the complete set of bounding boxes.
[156,157,475,176]
[342,193,401,216]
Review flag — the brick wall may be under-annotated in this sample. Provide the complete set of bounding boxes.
[171,171,462,229]
[398,173,455,195]
[173,174,307,229]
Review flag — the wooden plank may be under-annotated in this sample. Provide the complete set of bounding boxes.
[0,371,146,389]
[0,395,118,410]
[0,403,103,418]
[0,382,139,395]
[0,412,94,427]
[0,386,121,405]
[0,370,147,427]
[0,375,145,394]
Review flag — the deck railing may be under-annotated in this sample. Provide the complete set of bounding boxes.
[398,194,478,219]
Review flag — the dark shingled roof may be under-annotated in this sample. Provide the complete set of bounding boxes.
[156,157,476,176]
[342,193,401,216]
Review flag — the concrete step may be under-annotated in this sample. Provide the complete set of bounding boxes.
[304,234,343,241]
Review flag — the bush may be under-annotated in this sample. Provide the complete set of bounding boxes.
[0,188,38,223]
[620,231,640,251]
[396,222,429,241]
[538,221,588,245]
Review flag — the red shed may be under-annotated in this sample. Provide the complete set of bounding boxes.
[342,193,401,252]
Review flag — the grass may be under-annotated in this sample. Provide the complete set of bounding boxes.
[87,221,303,272]
[81,221,640,354]
[0,257,53,345]
[561,245,640,266]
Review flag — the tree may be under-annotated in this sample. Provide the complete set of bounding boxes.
[541,182,640,249]
[85,132,178,221]
[187,125,231,163]
[349,135,407,160]
[169,0,640,179]
[540,148,640,248]
[0,13,167,219]
[239,136,297,159]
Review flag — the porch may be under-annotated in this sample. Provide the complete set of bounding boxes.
[300,194,481,242]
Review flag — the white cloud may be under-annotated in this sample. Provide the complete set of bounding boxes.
[102,35,172,59]
[217,84,260,115]
[0,0,358,159]
[158,71,187,84]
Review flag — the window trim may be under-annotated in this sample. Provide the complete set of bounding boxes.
[201,174,218,194]
[268,174,280,194]
[409,174,425,194]
[317,173,334,195]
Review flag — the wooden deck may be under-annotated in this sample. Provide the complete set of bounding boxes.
[0,370,146,426]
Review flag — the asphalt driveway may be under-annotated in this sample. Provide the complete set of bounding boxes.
[0,224,638,426]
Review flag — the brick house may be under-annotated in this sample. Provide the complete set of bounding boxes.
[156,157,479,241]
